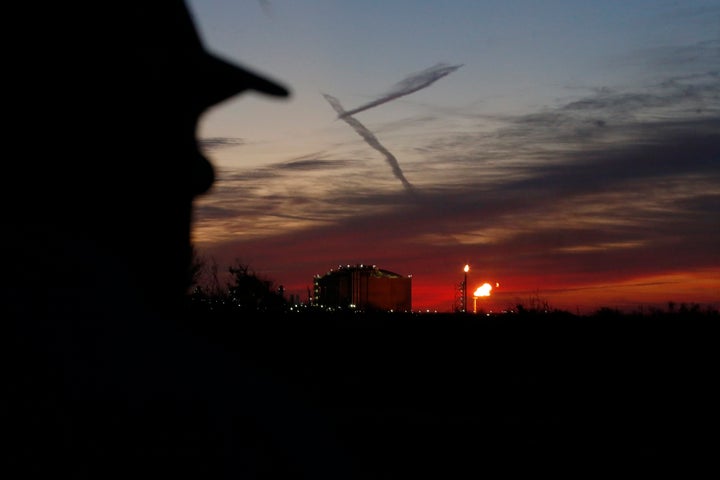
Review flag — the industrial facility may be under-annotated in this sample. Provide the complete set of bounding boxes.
[312,264,412,312]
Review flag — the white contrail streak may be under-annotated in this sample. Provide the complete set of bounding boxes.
[323,93,414,192]
[338,63,463,118]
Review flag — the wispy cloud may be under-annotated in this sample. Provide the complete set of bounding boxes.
[199,137,245,151]
[282,159,346,171]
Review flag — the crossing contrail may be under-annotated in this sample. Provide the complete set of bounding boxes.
[323,93,414,192]
[338,63,463,118]
[324,63,460,190]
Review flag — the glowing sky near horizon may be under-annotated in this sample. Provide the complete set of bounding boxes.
[186,0,720,313]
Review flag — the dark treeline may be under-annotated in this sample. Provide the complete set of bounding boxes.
[187,287,720,318]
[186,253,719,319]
[177,263,718,477]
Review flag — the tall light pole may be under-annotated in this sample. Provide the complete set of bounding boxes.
[463,264,469,313]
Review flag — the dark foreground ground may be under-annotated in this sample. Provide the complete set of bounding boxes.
[183,309,718,477]
[12,307,717,478]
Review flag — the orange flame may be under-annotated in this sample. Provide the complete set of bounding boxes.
[473,283,492,297]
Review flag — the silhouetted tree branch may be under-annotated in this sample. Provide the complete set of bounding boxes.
[187,253,287,315]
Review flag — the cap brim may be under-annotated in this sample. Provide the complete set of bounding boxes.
[205,54,290,100]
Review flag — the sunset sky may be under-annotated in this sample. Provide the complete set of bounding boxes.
[185,0,719,313]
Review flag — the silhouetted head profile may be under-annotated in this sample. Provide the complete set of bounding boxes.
[8,1,289,314]
[7,3,361,479]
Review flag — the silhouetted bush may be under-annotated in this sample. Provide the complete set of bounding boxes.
[186,254,287,317]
